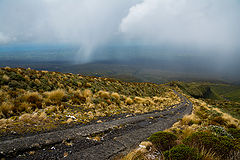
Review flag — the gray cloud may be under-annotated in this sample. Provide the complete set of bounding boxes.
[0,0,240,62]
[0,0,140,62]
[0,32,14,44]
[120,0,240,54]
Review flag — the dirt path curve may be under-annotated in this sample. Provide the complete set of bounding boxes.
[0,91,192,160]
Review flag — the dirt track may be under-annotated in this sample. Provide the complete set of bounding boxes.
[0,91,192,160]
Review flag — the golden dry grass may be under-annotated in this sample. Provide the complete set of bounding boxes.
[125,97,134,105]
[122,148,148,160]
[221,113,240,129]
[38,112,47,120]
[21,91,42,103]
[44,89,65,103]
[134,97,146,103]
[2,74,10,81]
[111,92,120,100]
[121,141,154,160]
[180,113,201,125]
[98,90,110,99]
[200,147,220,160]
[83,89,92,98]
[0,102,14,117]
[19,113,32,122]
[35,79,41,85]
[18,102,31,112]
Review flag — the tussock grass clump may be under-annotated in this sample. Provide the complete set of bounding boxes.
[0,90,10,103]
[83,89,92,98]
[221,113,240,129]
[134,97,146,103]
[181,114,201,125]
[44,106,57,114]
[38,112,47,120]
[199,147,220,160]
[19,113,32,123]
[121,149,148,160]
[66,118,73,124]
[35,79,41,85]
[21,92,42,104]
[111,92,120,100]
[2,74,10,81]
[180,125,199,140]
[44,89,66,103]
[70,90,86,104]
[125,97,134,105]
[121,142,153,160]
[18,102,31,112]
[0,102,14,117]
[83,89,92,103]
[0,118,7,127]
[98,90,110,99]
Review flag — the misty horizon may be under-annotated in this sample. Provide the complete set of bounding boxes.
[0,0,240,83]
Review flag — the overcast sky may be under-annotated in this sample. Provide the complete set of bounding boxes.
[0,0,240,62]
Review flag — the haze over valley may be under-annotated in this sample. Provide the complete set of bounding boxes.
[0,0,240,84]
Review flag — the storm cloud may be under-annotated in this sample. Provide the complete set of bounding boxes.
[0,0,140,62]
[0,0,240,61]
[120,0,240,54]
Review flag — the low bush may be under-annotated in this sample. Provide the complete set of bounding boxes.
[148,131,177,151]
[183,132,235,158]
[228,128,240,139]
[164,144,202,160]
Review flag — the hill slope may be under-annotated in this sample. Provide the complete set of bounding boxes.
[0,67,239,160]
[0,67,180,135]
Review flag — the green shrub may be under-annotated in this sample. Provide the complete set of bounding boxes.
[164,144,202,160]
[8,80,27,89]
[228,128,240,139]
[148,131,177,151]
[183,132,235,158]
